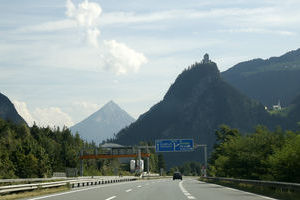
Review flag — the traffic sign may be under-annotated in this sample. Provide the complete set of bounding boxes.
[155,139,194,152]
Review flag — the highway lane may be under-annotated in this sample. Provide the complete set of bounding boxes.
[24,178,277,200]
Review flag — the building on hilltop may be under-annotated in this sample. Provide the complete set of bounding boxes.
[272,100,282,110]
[202,53,211,64]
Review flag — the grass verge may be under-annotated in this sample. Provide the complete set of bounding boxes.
[199,177,300,200]
[0,186,69,200]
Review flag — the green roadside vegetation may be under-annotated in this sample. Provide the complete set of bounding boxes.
[209,125,300,182]
[0,118,167,199]
[199,177,300,200]
[0,119,165,179]
[201,125,300,200]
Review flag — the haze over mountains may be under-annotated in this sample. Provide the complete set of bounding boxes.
[222,48,300,107]
[0,92,26,125]
[70,101,135,144]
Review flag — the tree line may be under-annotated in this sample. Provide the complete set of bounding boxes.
[0,119,166,178]
[0,119,85,178]
[209,125,300,183]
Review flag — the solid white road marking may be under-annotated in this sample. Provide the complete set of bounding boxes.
[105,196,116,200]
[179,180,196,199]
[137,185,142,188]
[126,189,132,192]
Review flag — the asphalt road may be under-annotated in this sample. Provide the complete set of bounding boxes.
[24,178,277,200]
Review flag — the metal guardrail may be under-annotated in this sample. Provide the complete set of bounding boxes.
[70,178,138,188]
[202,177,300,191]
[0,180,71,194]
[0,177,71,183]
[0,177,138,195]
[0,176,131,183]
[141,174,160,179]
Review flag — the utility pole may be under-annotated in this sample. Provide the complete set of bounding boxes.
[204,145,207,177]
[137,148,141,173]
[147,145,150,174]
[80,150,83,176]
[195,144,207,177]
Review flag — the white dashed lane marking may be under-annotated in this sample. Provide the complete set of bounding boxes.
[179,180,196,200]
[105,196,116,200]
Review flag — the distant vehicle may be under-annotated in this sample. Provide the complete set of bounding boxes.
[173,172,182,180]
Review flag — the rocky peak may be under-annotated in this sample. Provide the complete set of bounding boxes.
[164,61,220,101]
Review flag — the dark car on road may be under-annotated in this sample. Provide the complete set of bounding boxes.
[173,172,182,180]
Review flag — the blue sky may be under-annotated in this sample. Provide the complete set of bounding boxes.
[1,0,300,127]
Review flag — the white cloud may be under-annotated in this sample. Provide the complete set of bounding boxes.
[66,0,102,27]
[87,28,100,47]
[103,40,148,75]
[17,19,76,33]
[7,0,297,76]
[218,28,296,36]
[13,100,35,126]
[99,6,300,29]
[33,107,74,128]
[66,0,76,18]
[73,101,99,111]
[66,0,102,48]
[13,100,74,128]
[16,1,300,32]
[65,0,148,74]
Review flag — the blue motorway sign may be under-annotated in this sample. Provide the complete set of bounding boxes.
[155,139,194,152]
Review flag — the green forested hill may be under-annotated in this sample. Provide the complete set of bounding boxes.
[114,61,276,167]
[272,94,300,130]
[222,48,300,107]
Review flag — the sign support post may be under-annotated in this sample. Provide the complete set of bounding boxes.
[195,144,207,177]
[146,145,150,174]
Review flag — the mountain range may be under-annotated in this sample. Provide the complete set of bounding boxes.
[222,48,300,107]
[114,60,283,167]
[0,92,26,124]
[70,101,135,144]
[2,48,300,168]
